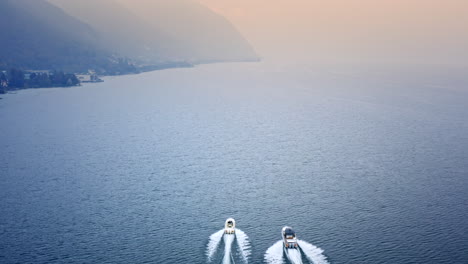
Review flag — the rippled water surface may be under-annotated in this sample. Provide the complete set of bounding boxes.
[1,62,468,263]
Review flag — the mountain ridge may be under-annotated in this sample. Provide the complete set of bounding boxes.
[0,0,258,73]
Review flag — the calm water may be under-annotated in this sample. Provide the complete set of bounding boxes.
[1,62,468,264]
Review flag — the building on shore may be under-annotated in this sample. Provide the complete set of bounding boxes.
[76,74,103,83]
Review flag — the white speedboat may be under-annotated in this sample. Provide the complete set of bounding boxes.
[282,226,298,249]
[224,218,236,234]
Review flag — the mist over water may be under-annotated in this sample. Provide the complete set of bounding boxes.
[199,0,468,66]
[1,61,468,263]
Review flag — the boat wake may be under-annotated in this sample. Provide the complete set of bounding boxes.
[235,229,251,262]
[287,248,303,264]
[264,240,285,264]
[223,234,235,264]
[206,229,224,262]
[265,240,329,264]
[206,229,251,264]
[297,240,329,264]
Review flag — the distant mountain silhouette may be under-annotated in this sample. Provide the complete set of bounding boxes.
[48,0,180,64]
[0,0,130,73]
[117,0,258,63]
[0,0,258,73]
[50,0,258,64]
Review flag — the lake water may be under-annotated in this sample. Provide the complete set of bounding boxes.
[1,62,468,263]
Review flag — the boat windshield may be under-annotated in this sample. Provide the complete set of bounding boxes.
[284,229,296,238]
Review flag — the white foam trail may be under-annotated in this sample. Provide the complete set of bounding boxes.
[298,240,329,264]
[235,229,251,263]
[223,234,235,264]
[206,229,224,262]
[287,248,304,264]
[264,240,285,264]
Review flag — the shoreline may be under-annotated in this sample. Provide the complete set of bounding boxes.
[0,59,260,96]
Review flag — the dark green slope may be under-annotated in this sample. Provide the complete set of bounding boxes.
[0,0,130,73]
[48,0,180,64]
[50,0,258,64]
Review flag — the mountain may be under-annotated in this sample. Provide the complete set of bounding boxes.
[0,0,127,73]
[48,0,180,63]
[0,0,257,74]
[117,0,258,63]
[49,0,258,64]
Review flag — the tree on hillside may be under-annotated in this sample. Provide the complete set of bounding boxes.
[8,69,25,88]
[38,73,52,87]
[0,72,8,93]
[49,71,80,87]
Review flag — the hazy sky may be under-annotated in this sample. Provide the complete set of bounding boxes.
[197,0,468,65]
